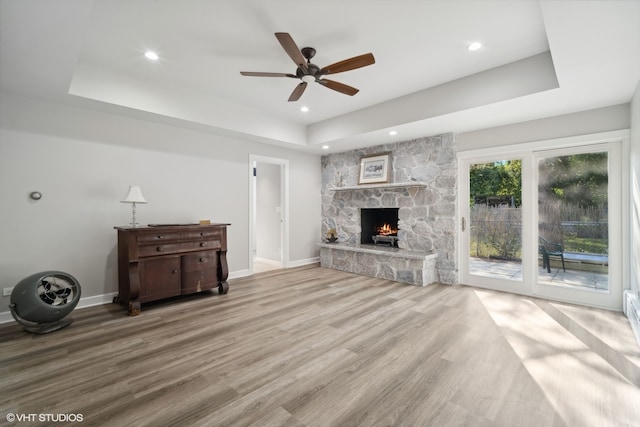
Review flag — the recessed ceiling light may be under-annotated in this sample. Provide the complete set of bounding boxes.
[300,106,309,112]
[145,51,159,61]
[389,130,398,136]
[467,42,482,51]
[322,145,330,150]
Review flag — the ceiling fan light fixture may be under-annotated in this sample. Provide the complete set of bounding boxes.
[300,106,309,112]
[301,75,315,84]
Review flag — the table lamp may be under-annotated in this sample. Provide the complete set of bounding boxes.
[121,185,147,227]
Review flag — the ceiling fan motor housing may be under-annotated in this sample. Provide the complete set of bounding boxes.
[296,63,321,81]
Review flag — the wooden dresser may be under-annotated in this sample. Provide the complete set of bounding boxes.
[114,224,230,315]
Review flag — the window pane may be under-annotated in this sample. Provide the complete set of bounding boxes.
[469,159,523,282]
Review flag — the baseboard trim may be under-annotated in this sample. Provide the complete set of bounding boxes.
[0,292,118,325]
[0,311,14,324]
[229,269,250,279]
[0,268,256,325]
[286,257,320,268]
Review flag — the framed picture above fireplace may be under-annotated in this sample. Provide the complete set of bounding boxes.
[358,152,391,184]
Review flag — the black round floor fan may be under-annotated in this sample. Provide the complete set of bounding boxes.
[9,271,81,334]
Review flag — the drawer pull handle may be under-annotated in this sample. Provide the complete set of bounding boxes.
[156,246,163,252]
[172,269,178,274]
[199,257,205,262]
[200,232,205,236]
[200,242,207,247]
[157,235,163,239]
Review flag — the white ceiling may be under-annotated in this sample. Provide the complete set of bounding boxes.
[1,0,639,153]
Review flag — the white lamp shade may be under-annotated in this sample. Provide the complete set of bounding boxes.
[121,185,147,204]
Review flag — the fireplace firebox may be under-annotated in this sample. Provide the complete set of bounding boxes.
[361,208,399,246]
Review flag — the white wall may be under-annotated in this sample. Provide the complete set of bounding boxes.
[0,93,321,317]
[458,104,630,150]
[256,162,282,262]
[630,82,640,296]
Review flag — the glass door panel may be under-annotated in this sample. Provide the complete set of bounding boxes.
[460,156,529,294]
[534,142,621,309]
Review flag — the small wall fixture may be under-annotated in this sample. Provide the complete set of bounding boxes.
[29,191,42,200]
[121,185,147,227]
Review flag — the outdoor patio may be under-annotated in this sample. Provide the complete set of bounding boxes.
[470,257,609,291]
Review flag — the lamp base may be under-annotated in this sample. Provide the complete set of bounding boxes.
[129,202,139,227]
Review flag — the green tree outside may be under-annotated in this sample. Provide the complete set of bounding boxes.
[469,160,522,206]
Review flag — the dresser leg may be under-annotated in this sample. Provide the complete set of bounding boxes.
[128,301,141,316]
[218,281,229,295]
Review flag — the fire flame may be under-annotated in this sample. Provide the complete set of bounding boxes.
[377,223,397,236]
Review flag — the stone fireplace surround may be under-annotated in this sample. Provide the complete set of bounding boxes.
[320,133,458,286]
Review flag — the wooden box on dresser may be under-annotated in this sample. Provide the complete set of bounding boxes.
[114,224,230,315]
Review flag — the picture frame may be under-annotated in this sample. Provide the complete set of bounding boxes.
[358,152,391,184]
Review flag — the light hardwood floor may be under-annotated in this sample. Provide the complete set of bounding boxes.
[253,257,284,274]
[1,265,639,426]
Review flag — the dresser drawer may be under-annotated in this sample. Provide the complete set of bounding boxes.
[182,229,222,240]
[137,231,182,244]
[182,251,218,271]
[138,240,218,257]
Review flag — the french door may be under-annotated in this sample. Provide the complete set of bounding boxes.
[532,143,622,308]
[459,140,623,310]
[460,153,531,296]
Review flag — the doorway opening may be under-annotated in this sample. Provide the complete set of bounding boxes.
[249,155,289,275]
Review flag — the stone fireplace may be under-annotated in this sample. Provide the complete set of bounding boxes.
[319,133,458,286]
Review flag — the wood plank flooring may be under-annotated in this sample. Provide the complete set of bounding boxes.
[1,265,639,426]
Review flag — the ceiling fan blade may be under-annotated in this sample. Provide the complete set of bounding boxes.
[240,72,296,78]
[317,79,359,96]
[320,53,375,75]
[288,82,307,102]
[275,32,308,72]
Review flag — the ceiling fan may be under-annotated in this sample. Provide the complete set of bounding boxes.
[240,32,375,102]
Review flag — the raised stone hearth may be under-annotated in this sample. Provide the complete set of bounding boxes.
[318,242,438,286]
[321,134,457,285]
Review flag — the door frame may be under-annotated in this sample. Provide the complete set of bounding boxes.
[457,130,629,310]
[249,154,290,275]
